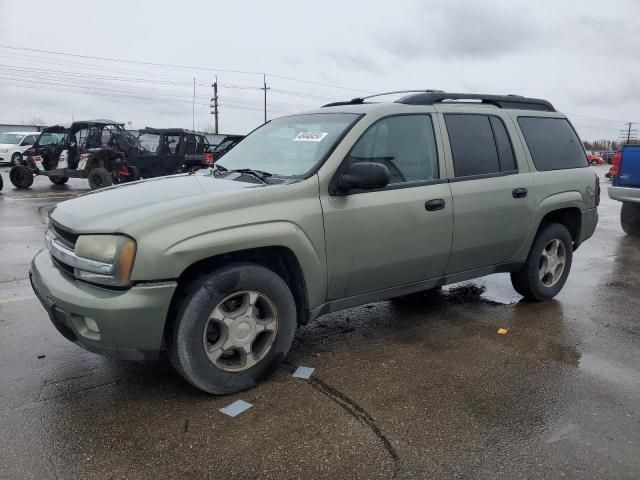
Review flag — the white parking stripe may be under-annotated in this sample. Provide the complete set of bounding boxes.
[0,295,37,305]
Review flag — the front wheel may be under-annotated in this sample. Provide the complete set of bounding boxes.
[169,263,297,394]
[621,202,640,236]
[511,223,573,301]
[9,165,34,189]
[87,167,113,190]
[10,152,22,166]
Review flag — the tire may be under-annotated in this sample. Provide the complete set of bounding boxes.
[9,165,34,189]
[49,176,69,185]
[10,152,22,166]
[87,167,113,190]
[621,202,640,236]
[0,173,3,192]
[169,263,297,394]
[511,223,573,301]
[590,160,598,166]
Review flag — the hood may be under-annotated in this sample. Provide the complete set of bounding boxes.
[50,174,263,233]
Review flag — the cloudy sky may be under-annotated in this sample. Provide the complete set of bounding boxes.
[1,0,639,141]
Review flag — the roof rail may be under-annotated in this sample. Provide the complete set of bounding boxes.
[322,89,445,108]
[395,92,555,111]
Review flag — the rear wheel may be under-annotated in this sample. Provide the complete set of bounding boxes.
[87,167,113,190]
[169,263,297,394]
[10,152,22,166]
[49,176,69,185]
[590,160,598,166]
[9,165,34,189]
[511,223,573,301]
[621,202,640,236]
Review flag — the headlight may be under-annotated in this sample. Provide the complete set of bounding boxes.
[73,235,136,287]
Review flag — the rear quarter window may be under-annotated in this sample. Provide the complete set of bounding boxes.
[518,117,587,171]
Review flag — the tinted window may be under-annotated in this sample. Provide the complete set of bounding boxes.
[490,117,516,171]
[446,114,500,177]
[346,115,439,185]
[518,117,587,171]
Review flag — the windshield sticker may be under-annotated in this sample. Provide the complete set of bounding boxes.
[293,132,328,142]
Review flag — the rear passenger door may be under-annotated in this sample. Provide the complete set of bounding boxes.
[440,111,534,274]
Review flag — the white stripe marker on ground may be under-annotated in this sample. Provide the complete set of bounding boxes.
[0,295,37,305]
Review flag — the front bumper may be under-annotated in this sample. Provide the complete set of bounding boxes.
[608,186,640,204]
[30,249,177,361]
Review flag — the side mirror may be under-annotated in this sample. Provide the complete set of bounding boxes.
[337,162,390,193]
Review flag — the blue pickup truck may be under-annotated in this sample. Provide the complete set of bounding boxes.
[608,144,640,235]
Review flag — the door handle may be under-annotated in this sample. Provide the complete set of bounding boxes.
[512,188,528,199]
[425,199,446,211]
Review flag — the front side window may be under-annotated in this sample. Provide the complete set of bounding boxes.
[344,115,439,185]
[518,117,587,171]
[0,133,24,145]
[217,113,360,177]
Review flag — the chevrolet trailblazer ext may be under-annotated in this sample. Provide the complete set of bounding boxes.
[31,91,599,394]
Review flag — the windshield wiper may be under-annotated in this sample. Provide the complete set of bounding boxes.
[227,168,272,184]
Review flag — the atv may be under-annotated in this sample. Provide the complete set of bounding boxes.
[135,128,215,176]
[10,120,142,190]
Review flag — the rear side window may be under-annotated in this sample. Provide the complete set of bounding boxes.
[445,114,516,177]
[517,117,587,171]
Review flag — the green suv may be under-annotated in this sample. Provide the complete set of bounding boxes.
[30,91,599,394]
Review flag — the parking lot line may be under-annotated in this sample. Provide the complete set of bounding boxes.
[0,295,36,305]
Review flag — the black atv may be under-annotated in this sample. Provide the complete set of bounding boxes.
[134,128,215,176]
[10,120,142,190]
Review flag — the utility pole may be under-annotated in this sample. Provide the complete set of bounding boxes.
[262,74,270,124]
[619,122,637,144]
[211,75,219,134]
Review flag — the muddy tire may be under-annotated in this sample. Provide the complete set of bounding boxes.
[169,263,297,395]
[9,165,34,189]
[88,167,113,190]
[621,202,640,236]
[511,223,573,302]
[10,152,22,166]
[49,176,69,185]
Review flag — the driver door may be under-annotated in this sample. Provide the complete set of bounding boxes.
[321,114,454,300]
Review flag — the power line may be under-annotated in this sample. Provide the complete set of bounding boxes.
[0,44,372,94]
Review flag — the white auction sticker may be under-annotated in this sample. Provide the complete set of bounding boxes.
[293,132,328,142]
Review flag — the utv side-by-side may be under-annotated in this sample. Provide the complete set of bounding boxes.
[10,120,144,190]
[135,128,214,176]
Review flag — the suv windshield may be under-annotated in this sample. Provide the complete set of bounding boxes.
[216,113,360,177]
[139,133,161,152]
[0,133,25,144]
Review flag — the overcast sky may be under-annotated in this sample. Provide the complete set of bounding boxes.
[0,0,639,140]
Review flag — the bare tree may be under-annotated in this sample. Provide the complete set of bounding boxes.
[21,116,47,127]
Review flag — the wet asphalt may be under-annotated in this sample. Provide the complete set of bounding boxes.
[0,165,638,479]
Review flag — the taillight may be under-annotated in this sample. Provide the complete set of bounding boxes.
[203,153,213,165]
[610,150,622,177]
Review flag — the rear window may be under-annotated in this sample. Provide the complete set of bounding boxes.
[518,117,587,171]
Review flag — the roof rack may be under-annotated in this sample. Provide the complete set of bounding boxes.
[322,89,445,107]
[395,92,555,111]
[322,91,555,112]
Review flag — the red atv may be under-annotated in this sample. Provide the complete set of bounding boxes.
[10,120,141,190]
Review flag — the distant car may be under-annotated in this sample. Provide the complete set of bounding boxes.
[212,135,244,161]
[587,154,605,165]
[0,131,40,166]
[601,151,617,164]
